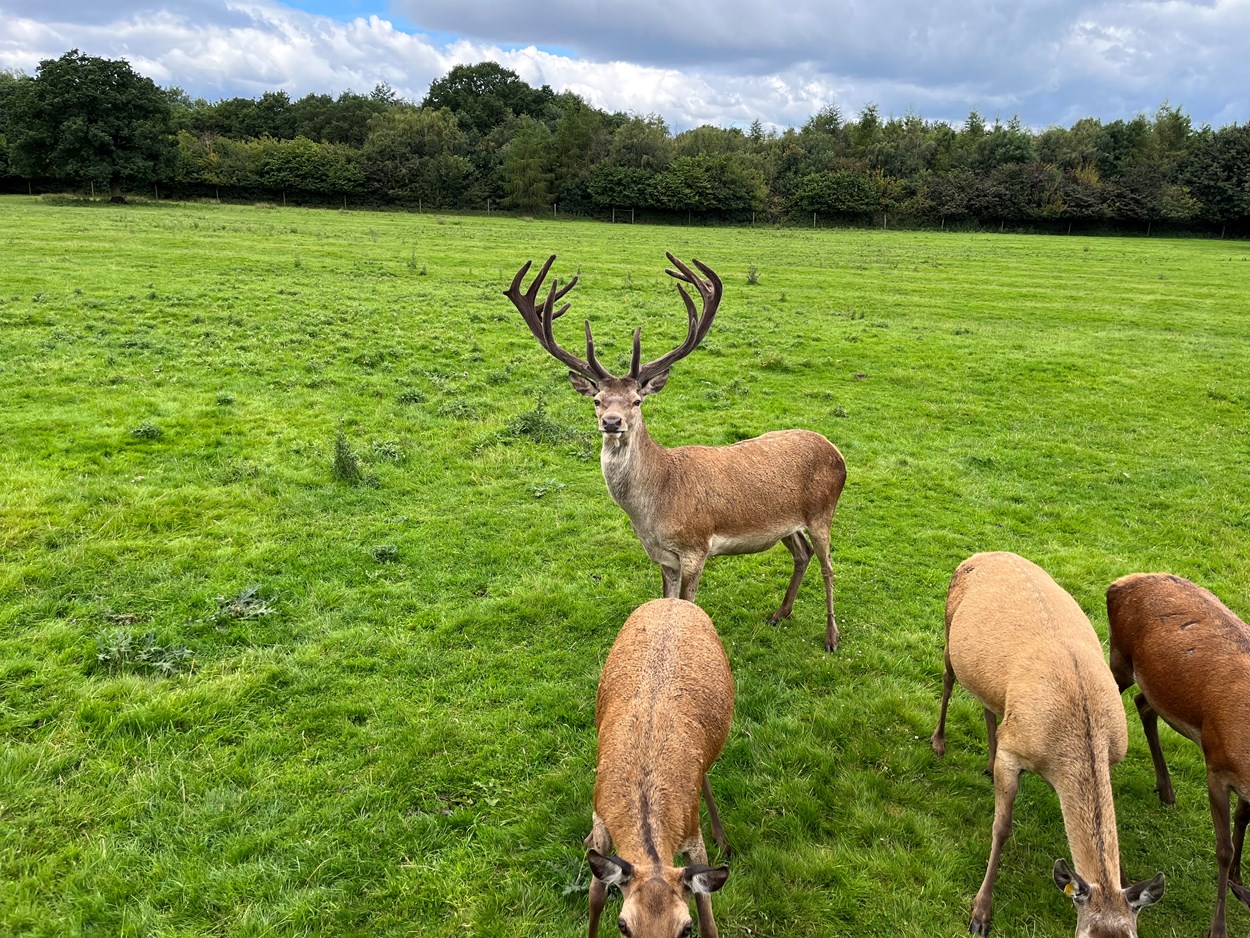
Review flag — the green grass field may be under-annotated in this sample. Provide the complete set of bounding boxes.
[1,195,1248,937]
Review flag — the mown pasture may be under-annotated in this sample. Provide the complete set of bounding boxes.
[1,196,1248,937]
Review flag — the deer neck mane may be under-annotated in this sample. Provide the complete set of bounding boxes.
[600,420,665,510]
[1056,750,1123,893]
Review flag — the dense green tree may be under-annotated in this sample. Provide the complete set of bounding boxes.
[500,115,553,210]
[609,115,672,169]
[1181,124,1250,224]
[975,116,1037,171]
[421,62,552,138]
[791,169,878,218]
[361,106,471,207]
[550,95,609,208]
[7,50,176,199]
[589,164,656,208]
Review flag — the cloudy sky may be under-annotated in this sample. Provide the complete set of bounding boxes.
[2,0,1248,132]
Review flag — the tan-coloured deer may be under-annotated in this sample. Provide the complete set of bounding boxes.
[505,254,847,651]
[1107,572,1250,938]
[586,598,733,938]
[931,552,1165,937]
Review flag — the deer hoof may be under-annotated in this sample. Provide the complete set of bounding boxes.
[969,916,991,937]
[931,734,946,757]
[1156,785,1176,806]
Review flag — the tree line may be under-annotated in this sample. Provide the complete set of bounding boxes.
[1,50,1248,233]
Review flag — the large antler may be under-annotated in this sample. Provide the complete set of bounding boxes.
[633,253,722,385]
[504,255,611,381]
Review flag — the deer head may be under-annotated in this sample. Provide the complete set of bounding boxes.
[588,849,729,938]
[1054,859,1165,938]
[504,253,721,439]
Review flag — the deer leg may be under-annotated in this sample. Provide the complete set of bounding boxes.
[678,553,708,602]
[971,751,1022,937]
[1207,773,1234,938]
[660,562,681,599]
[931,653,956,757]
[806,522,838,651]
[769,532,812,624]
[983,708,999,778]
[702,775,731,857]
[1232,795,1249,899]
[683,831,719,938]
[585,815,611,938]
[1135,693,1175,805]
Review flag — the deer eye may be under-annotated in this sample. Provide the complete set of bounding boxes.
[678,924,693,938]
[617,918,631,937]
[632,399,642,407]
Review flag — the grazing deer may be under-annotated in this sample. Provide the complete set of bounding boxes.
[1107,573,1250,938]
[505,254,847,651]
[586,598,733,938]
[931,552,1165,936]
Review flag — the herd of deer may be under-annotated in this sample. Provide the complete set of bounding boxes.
[503,253,1250,938]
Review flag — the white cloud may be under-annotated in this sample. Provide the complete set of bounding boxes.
[0,0,1246,129]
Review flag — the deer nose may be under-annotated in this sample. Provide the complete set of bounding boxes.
[602,416,622,432]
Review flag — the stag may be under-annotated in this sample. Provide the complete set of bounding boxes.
[505,254,847,650]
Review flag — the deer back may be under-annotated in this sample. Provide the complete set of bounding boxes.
[1108,573,1250,776]
[594,599,734,861]
[620,430,846,546]
[946,553,1119,738]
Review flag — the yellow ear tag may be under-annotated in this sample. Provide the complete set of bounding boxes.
[1064,883,1076,897]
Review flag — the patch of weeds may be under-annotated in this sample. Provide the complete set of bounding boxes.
[779,292,787,302]
[832,406,849,418]
[542,857,589,899]
[397,388,425,405]
[129,420,163,440]
[569,436,598,461]
[952,327,973,336]
[94,630,193,677]
[757,350,790,371]
[746,264,760,285]
[371,544,399,564]
[504,400,576,445]
[532,479,567,499]
[216,393,236,406]
[211,585,276,626]
[844,308,866,320]
[333,427,365,484]
[294,254,302,269]
[370,439,408,462]
[438,400,481,421]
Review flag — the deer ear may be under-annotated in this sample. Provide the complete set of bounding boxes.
[1123,872,1165,910]
[681,864,730,895]
[1053,858,1091,904]
[587,849,633,888]
[568,372,598,397]
[639,370,669,397]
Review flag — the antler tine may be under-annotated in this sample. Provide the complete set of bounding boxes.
[505,255,606,381]
[635,253,722,384]
[583,320,610,379]
[629,327,642,379]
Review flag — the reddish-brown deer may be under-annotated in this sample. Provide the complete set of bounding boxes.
[931,552,1165,937]
[586,598,733,938]
[505,254,847,651]
[1107,572,1250,938]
